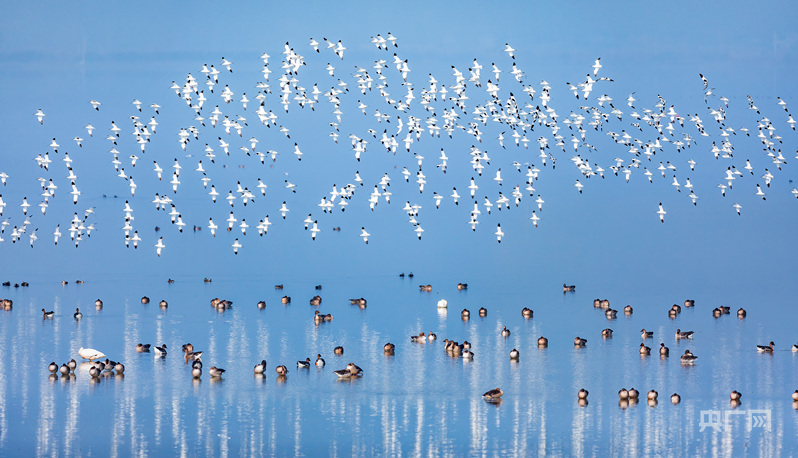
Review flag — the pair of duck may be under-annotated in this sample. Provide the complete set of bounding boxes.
[593,298,610,309]
[42,308,85,320]
[182,343,202,361]
[296,354,326,368]
[747,341,795,353]
[190,360,223,378]
[640,329,694,339]
[134,342,165,356]
[618,388,640,400]
[640,343,673,356]
[313,310,333,323]
[410,332,436,342]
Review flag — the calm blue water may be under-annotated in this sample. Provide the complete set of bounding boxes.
[0,267,795,455]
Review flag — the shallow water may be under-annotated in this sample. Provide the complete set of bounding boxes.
[1,267,796,455]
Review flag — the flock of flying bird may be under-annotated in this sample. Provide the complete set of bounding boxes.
[4,34,797,255]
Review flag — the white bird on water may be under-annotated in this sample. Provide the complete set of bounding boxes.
[78,347,106,361]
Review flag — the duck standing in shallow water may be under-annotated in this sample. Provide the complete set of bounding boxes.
[297,358,311,369]
[254,360,267,374]
[315,354,325,366]
[42,308,54,319]
[563,284,575,292]
[73,308,82,320]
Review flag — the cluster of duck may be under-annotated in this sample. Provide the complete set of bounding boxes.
[133,330,357,382]
[39,279,798,408]
[210,297,233,311]
[46,359,78,380]
[483,290,797,406]
[1,281,29,288]
[251,348,357,381]
[46,347,125,381]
